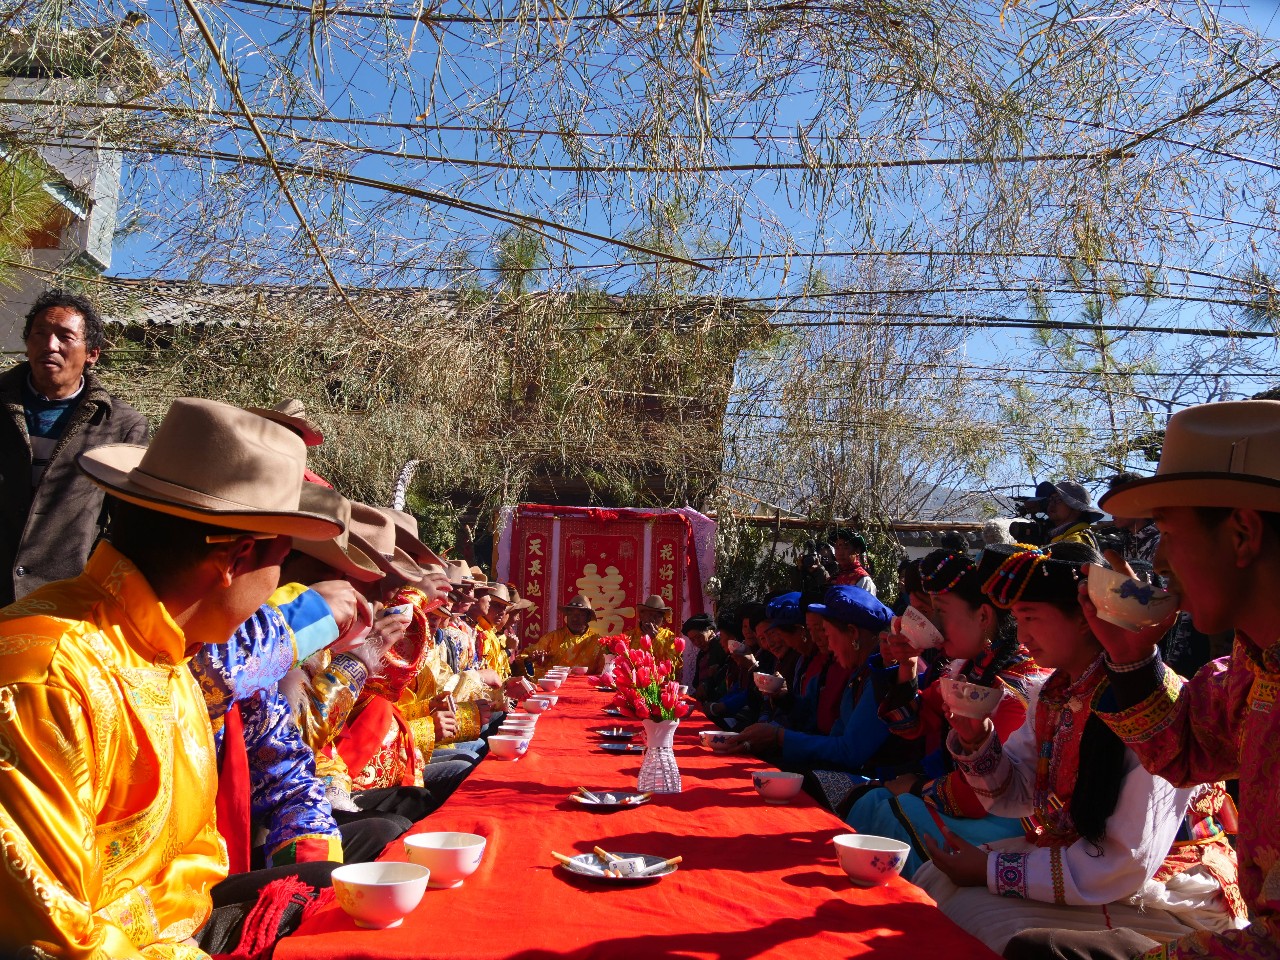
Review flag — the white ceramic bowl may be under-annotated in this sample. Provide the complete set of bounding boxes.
[404,832,488,888]
[753,673,784,695]
[331,861,430,928]
[539,694,559,707]
[537,676,563,692]
[678,684,690,696]
[899,606,944,650]
[488,734,531,760]
[505,710,540,723]
[832,833,910,887]
[498,724,536,739]
[699,730,738,751]
[751,770,804,804]
[520,698,550,714]
[1087,565,1180,631]
[727,639,747,656]
[571,665,590,675]
[941,678,1003,719]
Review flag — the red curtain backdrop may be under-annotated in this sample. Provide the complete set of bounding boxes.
[506,505,705,645]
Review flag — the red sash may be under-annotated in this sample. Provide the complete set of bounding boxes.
[215,704,253,875]
[334,696,418,787]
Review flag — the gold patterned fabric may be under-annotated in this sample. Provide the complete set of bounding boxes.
[627,626,682,673]
[0,543,227,959]
[475,620,510,682]
[519,625,602,670]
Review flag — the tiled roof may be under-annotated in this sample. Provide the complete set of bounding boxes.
[96,279,464,328]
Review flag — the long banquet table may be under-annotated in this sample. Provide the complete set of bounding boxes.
[277,674,998,960]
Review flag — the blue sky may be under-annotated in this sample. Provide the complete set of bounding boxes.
[98,0,1280,485]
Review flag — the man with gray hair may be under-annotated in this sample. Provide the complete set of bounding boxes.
[0,288,147,603]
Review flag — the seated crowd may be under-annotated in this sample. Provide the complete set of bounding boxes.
[0,291,1276,960]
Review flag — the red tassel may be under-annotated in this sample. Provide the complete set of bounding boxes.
[211,876,315,960]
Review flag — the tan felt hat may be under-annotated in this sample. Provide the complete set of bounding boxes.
[347,503,424,582]
[248,398,324,447]
[445,559,472,586]
[638,594,672,613]
[79,397,343,540]
[384,508,446,567]
[1101,400,1280,518]
[507,584,534,612]
[559,594,596,618]
[293,493,384,582]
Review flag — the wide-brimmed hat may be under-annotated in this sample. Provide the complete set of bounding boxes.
[444,559,472,587]
[248,398,324,447]
[384,508,446,567]
[1101,400,1280,517]
[482,582,512,605]
[293,494,384,582]
[1029,480,1104,523]
[507,584,534,612]
[638,594,672,614]
[560,594,596,619]
[348,503,423,581]
[79,397,343,540]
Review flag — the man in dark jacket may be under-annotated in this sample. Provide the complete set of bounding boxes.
[0,288,147,603]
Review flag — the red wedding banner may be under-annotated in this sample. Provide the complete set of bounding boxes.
[498,505,713,645]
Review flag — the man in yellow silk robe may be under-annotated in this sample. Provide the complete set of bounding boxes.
[0,398,343,958]
[518,594,603,671]
[628,593,683,672]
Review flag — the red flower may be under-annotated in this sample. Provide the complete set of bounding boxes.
[658,661,672,678]
[674,636,686,653]
[660,686,677,710]
[635,666,653,688]
[640,635,653,651]
[674,701,692,718]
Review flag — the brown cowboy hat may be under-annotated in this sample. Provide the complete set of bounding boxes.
[347,503,424,581]
[507,583,534,612]
[292,493,384,582]
[559,594,596,619]
[481,582,512,605]
[638,594,672,614]
[79,398,343,540]
[444,559,472,586]
[381,507,447,568]
[248,398,324,447]
[1101,400,1280,518]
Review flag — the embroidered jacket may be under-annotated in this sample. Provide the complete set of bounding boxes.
[781,653,915,775]
[0,544,226,958]
[521,624,603,669]
[338,587,483,790]
[879,650,1044,817]
[626,625,683,673]
[1097,641,1278,959]
[952,658,1238,917]
[190,589,343,867]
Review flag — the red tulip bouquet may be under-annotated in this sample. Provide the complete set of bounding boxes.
[598,633,692,722]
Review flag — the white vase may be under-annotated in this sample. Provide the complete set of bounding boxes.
[638,718,682,794]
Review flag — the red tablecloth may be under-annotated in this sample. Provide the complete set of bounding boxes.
[277,677,998,959]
